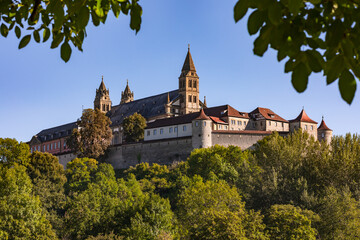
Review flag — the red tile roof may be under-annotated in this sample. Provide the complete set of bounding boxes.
[213,130,272,135]
[318,118,332,131]
[250,107,288,123]
[209,116,226,124]
[204,105,249,119]
[195,108,210,120]
[289,109,317,124]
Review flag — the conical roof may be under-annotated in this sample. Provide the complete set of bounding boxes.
[124,80,132,94]
[289,109,317,124]
[182,46,196,72]
[318,118,332,131]
[195,108,210,120]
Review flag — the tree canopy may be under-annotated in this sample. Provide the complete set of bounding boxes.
[0,0,142,62]
[234,0,360,104]
[67,108,112,159]
[122,112,146,143]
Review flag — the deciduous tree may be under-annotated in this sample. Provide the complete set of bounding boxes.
[67,108,112,159]
[122,112,146,143]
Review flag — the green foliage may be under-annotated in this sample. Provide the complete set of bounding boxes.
[0,164,57,239]
[0,138,30,166]
[122,112,147,143]
[67,108,112,159]
[265,204,318,240]
[234,0,360,104]
[65,157,98,193]
[0,0,142,62]
[176,177,267,239]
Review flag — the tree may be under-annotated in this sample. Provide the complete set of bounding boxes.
[67,108,112,159]
[234,0,360,104]
[0,138,30,166]
[0,164,57,239]
[265,204,318,240]
[0,0,142,62]
[122,112,146,143]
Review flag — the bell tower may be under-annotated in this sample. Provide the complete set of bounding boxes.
[94,76,112,113]
[179,45,200,115]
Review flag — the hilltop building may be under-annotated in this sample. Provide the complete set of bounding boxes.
[29,47,332,168]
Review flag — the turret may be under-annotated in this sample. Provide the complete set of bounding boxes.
[318,117,332,144]
[289,108,318,140]
[94,76,112,113]
[120,80,134,104]
[192,109,212,148]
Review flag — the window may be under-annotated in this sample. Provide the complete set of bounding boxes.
[238,121,241,125]
[47,144,49,151]
[174,127,178,132]
[225,126,228,130]
[193,80,197,88]
[231,120,235,125]
[188,95,192,102]
[58,141,60,149]
[43,145,45,152]
[282,122,284,127]
[160,128,164,134]
[195,121,199,127]
[321,132,325,138]
[189,79,192,87]
[244,121,246,125]
[275,122,277,127]
[102,104,105,111]
[260,122,263,126]
[147,130,150,136]
[169,127,173,133]
[183,125,187,131]
[64,141,66,148]
[269,121,271,126]
[305,125,308,130]
[311,125,313,130]
[51,143,53,150]
[193,96,196,103]
[153,129,157,135]
[204,122,206,126]
[219,125,222,129]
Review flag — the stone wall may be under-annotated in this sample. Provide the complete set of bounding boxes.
[106,137,193,169]
[211,131,272,150]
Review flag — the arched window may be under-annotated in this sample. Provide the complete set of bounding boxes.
[189,79,192,87]
[193,80,197,88]
[102,104,105,111]
[193,96,197,103]
[188,95,192,102]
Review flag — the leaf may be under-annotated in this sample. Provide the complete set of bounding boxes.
[306,50,323,73]
[15,26,21,39]
[43,28,50,42]
[234,0,248,23]
[326,55,344,84]
[18,35,31,49]
[61,42,72,62]
[339,70,356,104]
[291,62,309,92]
[285,59,296,73]
[247,10,265,35]
[268,3,282,26]
[33,30,40,43]
[1,23,9,37]
[77,7,90,29]
[50,33,64,48]
[288,0,303,15]
[130,3,142,33]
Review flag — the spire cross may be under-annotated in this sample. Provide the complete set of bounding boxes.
[188,44,190,51]
[102,75,104,81]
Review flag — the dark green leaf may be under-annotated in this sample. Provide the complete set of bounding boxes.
[234,0,248,23]
[18,35,31,49]
[53,2,65,31]
[61,41,72,62]
[130,3,142,33]
[43,28,50,42]
[15,26,21,39]
[306,50,323,73]
[291,62,309,92]
[78,7,90,29]
[285,59,296,73]
[288,0,303,15]
[268,3,282,26]
[1,23,9,37]
[339,70,356,104]
[247,10,265,35]
[33,30,40,43]
[91,11,100,26]
[51,33,64,48]
[326,55,344,84]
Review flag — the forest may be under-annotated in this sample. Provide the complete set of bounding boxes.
[1,130,360,239]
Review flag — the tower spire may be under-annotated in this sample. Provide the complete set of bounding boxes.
[121,79,134,104]
[182,45,196,72]
[94,76,111,112]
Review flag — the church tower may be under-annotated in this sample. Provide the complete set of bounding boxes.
[179,45,200,115]
[94,76,112,113]
[121,80,134,104]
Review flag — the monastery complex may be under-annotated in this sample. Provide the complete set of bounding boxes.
[29,48,333,168]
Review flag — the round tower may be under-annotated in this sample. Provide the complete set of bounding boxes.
[317,117,332,144]
[192,109,212,148]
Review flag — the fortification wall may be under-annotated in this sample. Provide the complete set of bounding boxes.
[211,131,271,150]
[106,137,193,169]
[57,153,76,168]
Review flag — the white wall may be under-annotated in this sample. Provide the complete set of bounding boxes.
[144,123,192,141]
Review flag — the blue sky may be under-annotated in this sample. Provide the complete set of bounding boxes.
[0,0,359,142]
